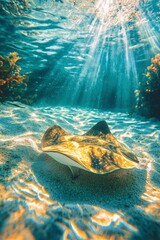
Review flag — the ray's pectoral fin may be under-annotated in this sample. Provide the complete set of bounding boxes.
[84,120,111,136]
[68,166,81,179]
[41,120,139,176]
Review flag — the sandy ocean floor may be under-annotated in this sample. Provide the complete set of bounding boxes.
[0,102,160,240]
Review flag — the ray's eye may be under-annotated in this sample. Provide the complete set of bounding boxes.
[107,144,118,153]
[120,149,139,163]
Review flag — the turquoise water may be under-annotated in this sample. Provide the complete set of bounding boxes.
[0,0,160,239]
[0,0,159,109]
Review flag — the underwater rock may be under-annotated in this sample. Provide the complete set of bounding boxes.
[41,121,138,177]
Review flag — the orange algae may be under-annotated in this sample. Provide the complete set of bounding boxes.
[0,52,28,102]
[135,53,160,119]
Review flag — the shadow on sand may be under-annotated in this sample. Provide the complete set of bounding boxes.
[32,153,146,211]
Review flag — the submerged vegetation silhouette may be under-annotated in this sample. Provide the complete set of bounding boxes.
[135,53,160,119]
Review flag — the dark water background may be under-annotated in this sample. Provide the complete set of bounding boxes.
[0,0,159,109]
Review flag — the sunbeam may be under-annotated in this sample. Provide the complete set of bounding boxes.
[49,0,159,109]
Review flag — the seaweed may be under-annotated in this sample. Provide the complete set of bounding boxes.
[0,52,28,102]
[135,53,160,119]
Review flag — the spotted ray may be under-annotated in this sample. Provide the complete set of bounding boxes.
[41,121,138,177]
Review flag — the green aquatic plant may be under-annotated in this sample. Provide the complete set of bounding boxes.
[135,53,160,119]
[0,52,28,102]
